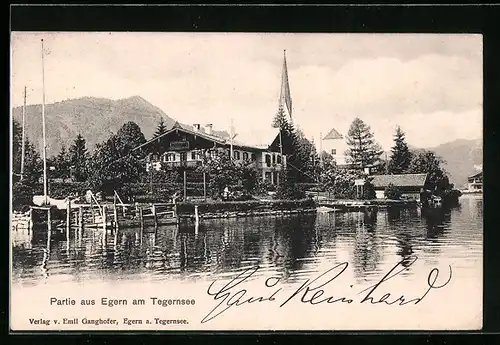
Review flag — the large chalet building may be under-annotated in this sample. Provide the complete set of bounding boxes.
[132,122,286,185]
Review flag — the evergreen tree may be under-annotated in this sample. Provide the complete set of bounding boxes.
[55,145,71,179]
[69,134,89,182]
[345,117,383,169]
[11,119,42,186]
[12,119,23,178]
[114,121,147,156]
[153,118,168,138]
[388,126,411,174]
[272,105,316,183]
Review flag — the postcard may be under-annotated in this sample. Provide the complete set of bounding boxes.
[10,32,483,331]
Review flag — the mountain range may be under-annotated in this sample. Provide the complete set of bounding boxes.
[12,96,482,188]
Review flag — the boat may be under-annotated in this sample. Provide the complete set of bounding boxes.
[316,205,337,213]
[32,195,84,210]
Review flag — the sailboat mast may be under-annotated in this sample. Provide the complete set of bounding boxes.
[41,39,48,203]
[20,86,26,181]
[230,118,234,162]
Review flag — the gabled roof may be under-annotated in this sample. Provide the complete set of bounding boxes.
[371,174,428,188]
[468,171,482,179]
[132,122,276,152]
[132,122,226,152]
[323,128,343,140]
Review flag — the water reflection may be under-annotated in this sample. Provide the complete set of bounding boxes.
[11,196,482,287]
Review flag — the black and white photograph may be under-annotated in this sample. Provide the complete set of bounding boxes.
[10,31,483,330]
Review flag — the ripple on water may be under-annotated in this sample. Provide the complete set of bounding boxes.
[11,198,483,288]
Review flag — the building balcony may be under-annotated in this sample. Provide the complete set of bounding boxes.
[147,160,203,171]
[163,161,203,168]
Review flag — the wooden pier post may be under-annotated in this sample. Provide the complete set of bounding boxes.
[183,170,187,200]
[28,208,33,233]
[66,200,71,240]
[78,206,83,232]
[139,207,144,243]
[194,205,199,234]
[102,205,107,231]
[174,202,179,225]
[139,207,144,230]
[113,203,119,231]
[203,172,207,201]
[90,198,95,223]
[152,204,158,229]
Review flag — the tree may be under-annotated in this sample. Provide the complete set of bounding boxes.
[197,150,258,199]
[388,126,411,174]
[320,150,335,167]
[272,105,316,184]
[114,121,147,156]
[384,183,402,200]
[87,122,147,195]
[55,145,70,179]
[11,119,42,186]
[345,117,383,169]
[321,165,365,199]
[12,119,23,177]
[363,179,377,200]
[407,149,451,195]
[153,118,168,138]
[69,134,89,182]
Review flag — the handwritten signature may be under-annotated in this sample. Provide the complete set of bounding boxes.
[201,255,452,323]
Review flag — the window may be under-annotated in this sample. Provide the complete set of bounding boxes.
[265,154,271,167]
[243,152,249,161]
[233,150,240,160]
[331,149,337,155]
[162,154,168,163]
[272,154,276,164]
[167,153,175,162]
[251,153,256,161]
[277,154,282,164]
[191,151,197,160]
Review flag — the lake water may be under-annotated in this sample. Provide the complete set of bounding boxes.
[11,195,483,288]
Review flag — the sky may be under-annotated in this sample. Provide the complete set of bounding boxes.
[11,32,482,150]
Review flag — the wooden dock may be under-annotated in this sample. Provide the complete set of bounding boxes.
[317,199,420,212]
[18,193,181,241]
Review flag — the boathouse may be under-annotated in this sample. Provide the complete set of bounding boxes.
[371,173,428,200]
[131,122,286,185]
[467,171,482,192]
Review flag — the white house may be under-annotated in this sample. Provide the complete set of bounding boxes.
[321,127,349,166]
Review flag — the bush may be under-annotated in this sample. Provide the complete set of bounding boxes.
[442,188,462,205]
[12,182,35,212]
[276,179,306,200]
[384,183,402,200]
[363,180,376,200]
[48,181,90,199]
